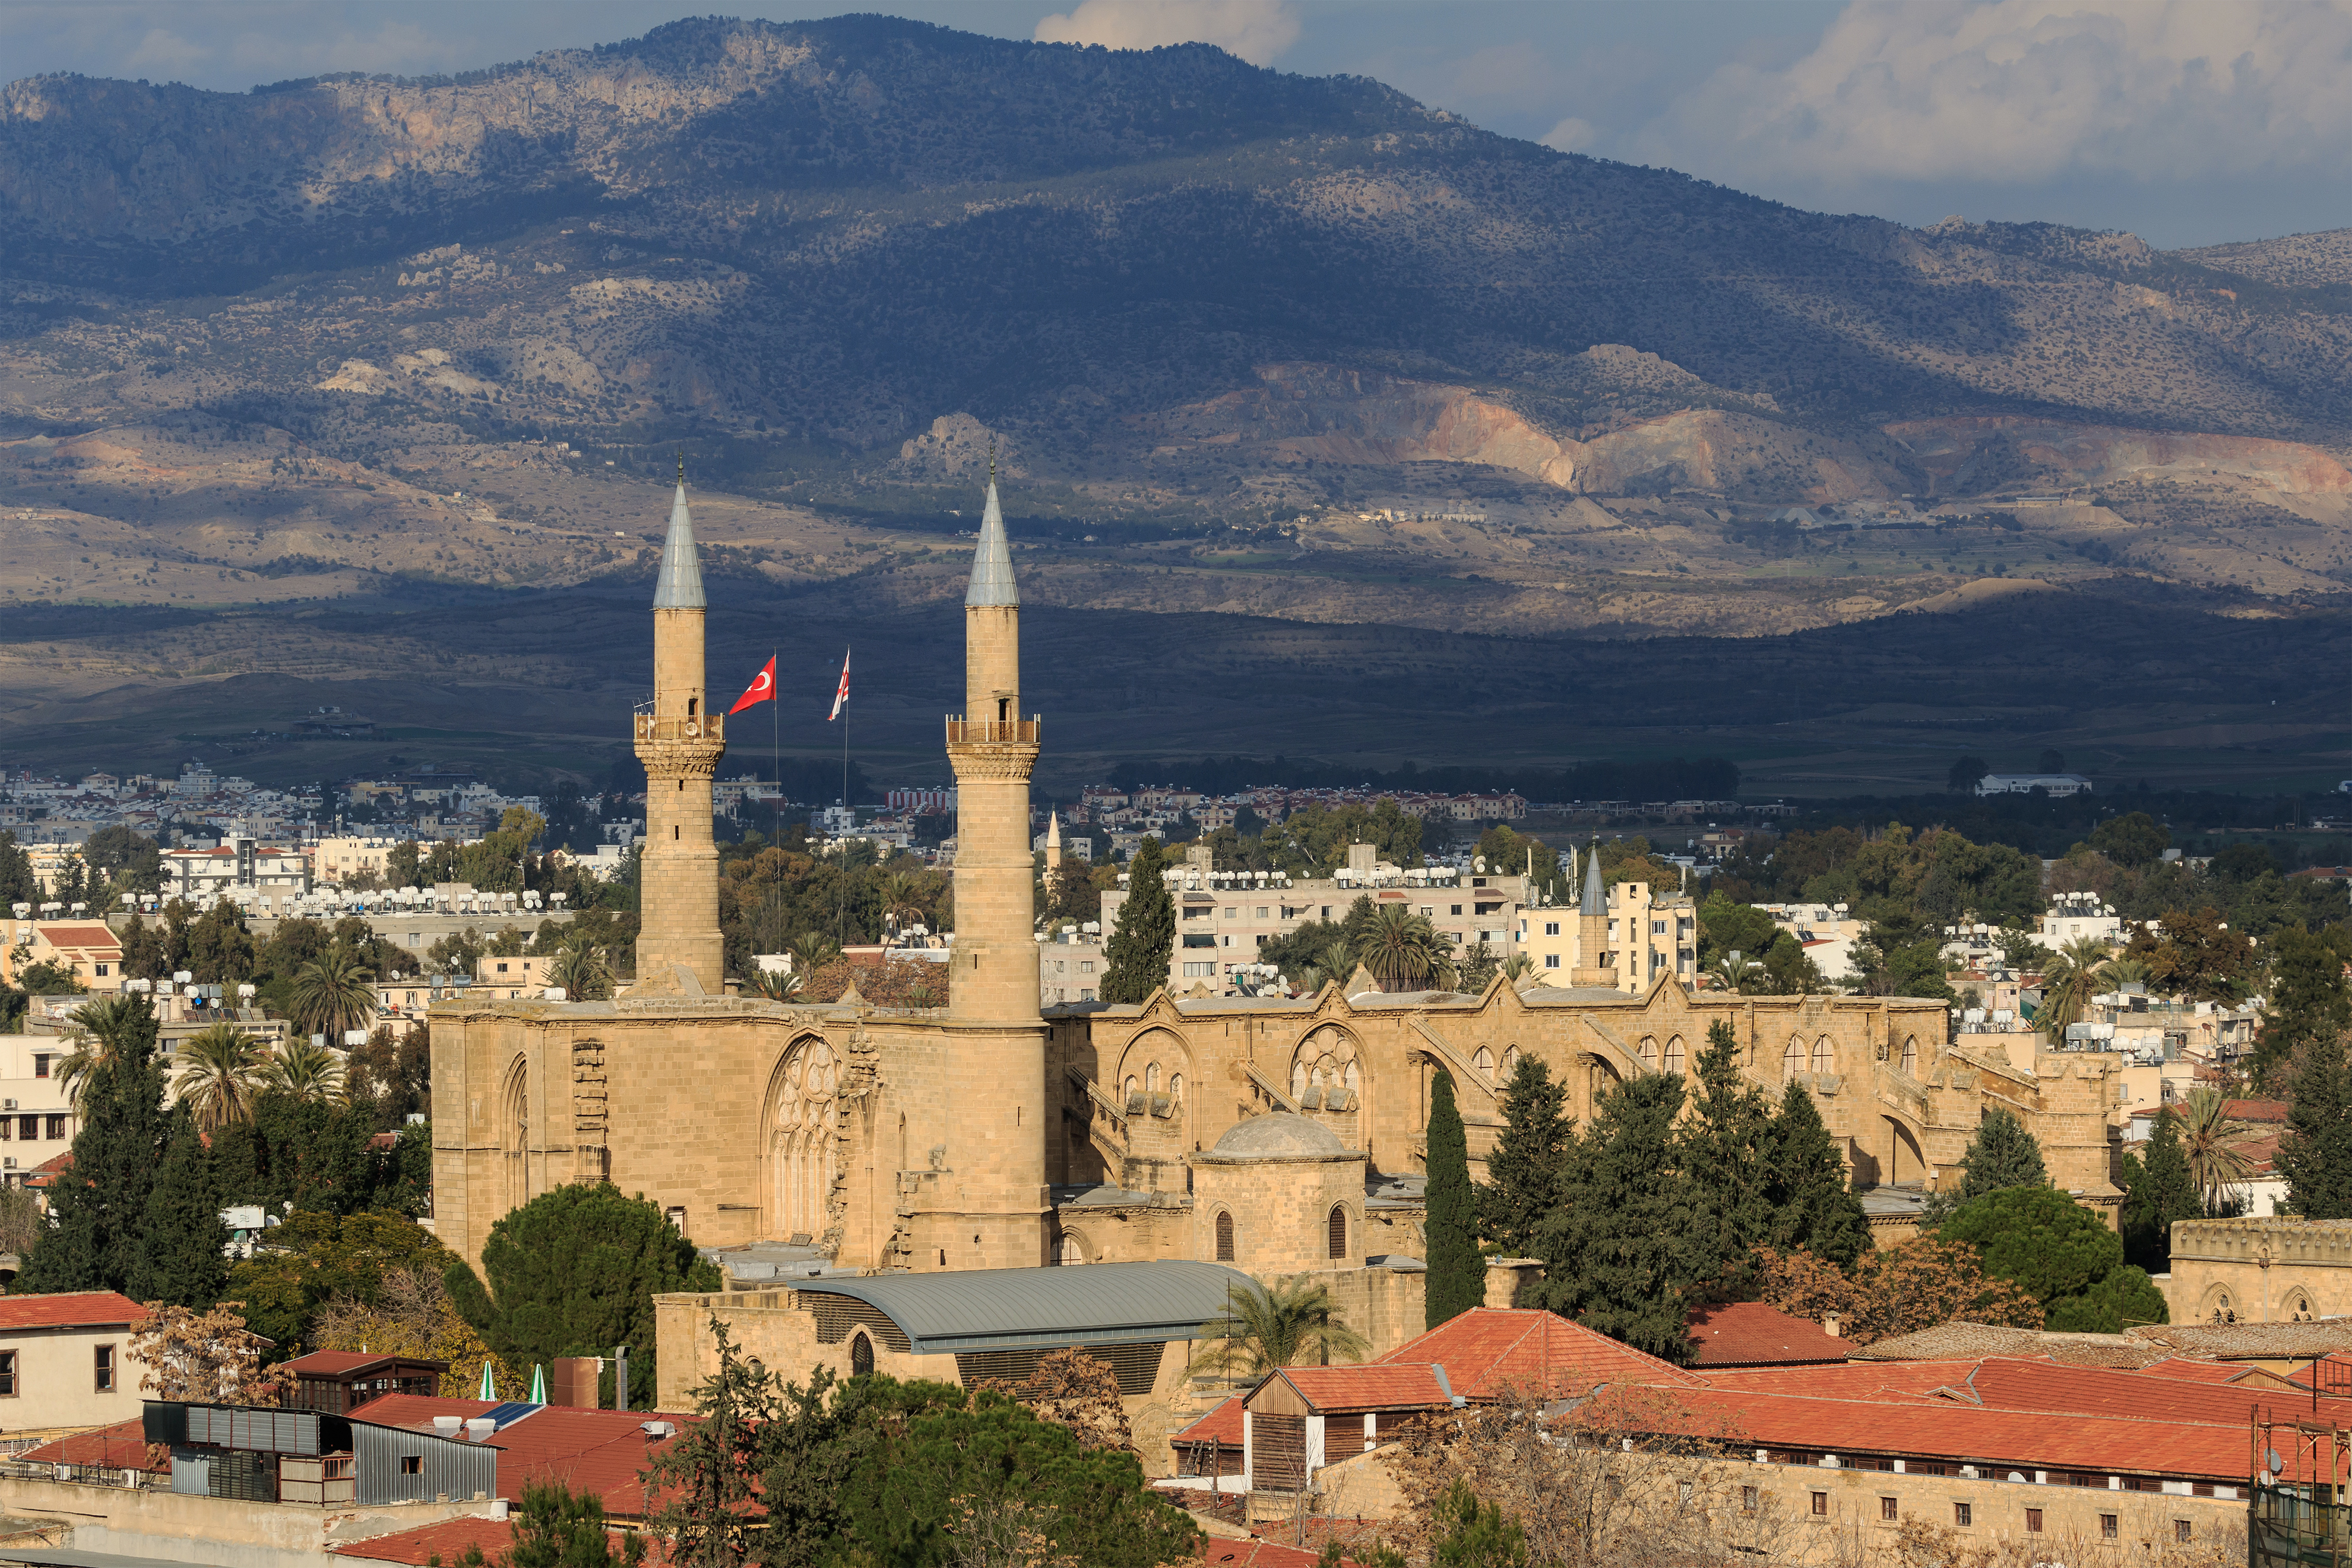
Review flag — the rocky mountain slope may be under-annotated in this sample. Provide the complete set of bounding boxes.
[2,16,2348,788]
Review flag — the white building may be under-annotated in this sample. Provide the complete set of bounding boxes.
[0,1291,152,1441]
[160,829,312,903]
[2040,891,2123,947]
[1757,902,1863,982]
[0,1033,79,1186]
[1975,773,2094,798]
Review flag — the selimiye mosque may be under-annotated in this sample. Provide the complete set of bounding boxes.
[429,472,2126,1434]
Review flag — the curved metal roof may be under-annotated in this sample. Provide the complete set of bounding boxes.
[796,1260,1253,1355]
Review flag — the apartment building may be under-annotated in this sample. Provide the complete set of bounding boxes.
[0,1033,78,1185]
[0,919,126,995]
[312,835,405,887]
[160,833,312,903]
[1520,880,1698,992]
[1099,843,1529,996]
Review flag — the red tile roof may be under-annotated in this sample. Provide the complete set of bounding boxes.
[1197,1541,1351,1568]
[332,1518,516,1565]
[1173,1395,1244,1448]
[0,1290,148,1331]
[34,925,120,949]
[20,1417,164,1472]
[1262,1364,1450,1414]
[1377,1308,1702,1398]
[2226,1099,2291,1123]
[1684,1302,1850,1367]
[354,1395,698,1518]
[283,1349,446,1378]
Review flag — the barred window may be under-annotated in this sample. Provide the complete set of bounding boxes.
[1327,1205,1347,1260]
[1215,1211,1235,1262]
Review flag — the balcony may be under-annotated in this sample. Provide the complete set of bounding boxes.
[945,718,1040,745]
[636,713,725,743]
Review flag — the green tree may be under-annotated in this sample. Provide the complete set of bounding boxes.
[290,948,378,1043]
[1764,1080,1869,1270]
[2036,935,2114,1038]
[2254,926,2352,1090]
[2121,1106,2200,1272]
[228,1210,455,1354]
[172,1022,268,1133]
[135,1112,232,1310]
[1477,1054,1573,1261]
[1098,837,1174,1004]
[185,898,259,985]
[1430,1479,1531,1568]
[2089,812,2170,869]
[1356,903,1455,992]
[547,943,613,1002]
[211,1092,408,1216]
[2177,1086,2253,1214]
[1675,1021,1775,1292]
[1424,1070,1482,1328]
[259,1038,348,1103]
[1946,756,1990,793]
[1186,1276,1368,1377]
[1922,1107,2048,1224]
[447,1182,722,1409]
[1530,1072,1696,1360]
[504,1478,644,1567]
[18,996,229,1307]
[2282,1036,2352,1219]
[1939,1184,2165,1331]
[642,1315,785,1567]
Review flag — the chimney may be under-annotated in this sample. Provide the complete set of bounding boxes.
[1822,1313,1843,1339]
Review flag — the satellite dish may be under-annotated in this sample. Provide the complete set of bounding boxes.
[2268,1448,2284,1475]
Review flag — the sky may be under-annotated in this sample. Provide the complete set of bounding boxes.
[7,0,2351,251]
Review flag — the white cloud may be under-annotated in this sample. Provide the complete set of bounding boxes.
[1641,0,2352,187]
[1033,0,1300,66]
[1540,116,1595,153]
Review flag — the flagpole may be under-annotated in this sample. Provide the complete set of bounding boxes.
[771,644,779,840]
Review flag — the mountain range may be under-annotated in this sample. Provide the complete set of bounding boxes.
[2,16,2347,795]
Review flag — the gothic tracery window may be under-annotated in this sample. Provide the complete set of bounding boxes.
[771,1038,839,1241]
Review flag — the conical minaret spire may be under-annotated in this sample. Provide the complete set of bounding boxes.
[965,460,1017,607]
[1572,837,1618,990]
[652,457,705,609]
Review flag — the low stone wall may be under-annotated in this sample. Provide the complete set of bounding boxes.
[0,1474,498,1568]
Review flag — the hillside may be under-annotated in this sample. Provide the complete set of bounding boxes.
[2,15,2348,789]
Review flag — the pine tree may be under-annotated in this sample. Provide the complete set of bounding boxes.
[20,998,173,1296]
[1424,1070,1482,1327]
[1530,1072,1697,1360]
[2121,1106,2200,1271]
[1476,1054,1572,1259]
[2281,1038,2352,1219]
[1098,837,1175,1004]
[1922,1107,2048,1223]
[129,1109,231,1309]
[1764,1081,1869,1270]
[1676,1020,1775,1291]
[2255,927,2352,1091]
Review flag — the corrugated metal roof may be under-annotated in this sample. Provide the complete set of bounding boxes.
[964,482,1017,607]
[796,1261,1254,1354]
[651,482,705,609]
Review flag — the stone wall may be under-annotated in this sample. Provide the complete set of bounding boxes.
[2164,1217,2352,1324]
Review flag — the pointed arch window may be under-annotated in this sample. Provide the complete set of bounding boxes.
[1899,1036,1919,1077]
[1783,1036,1807,1080]
[1638,1036,1658,1070]
[1215,1210,1235,1262]
[1812,1036,1834,1075]
[1663,1035,1686,1076]
[850,1331,874,1377]
[1327,1205,1348,1260]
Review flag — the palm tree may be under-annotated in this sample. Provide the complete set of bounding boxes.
[1709,951,1762,994]
[2178,1086,2255,1215]
[1297,939,1356,996]
[2036,935,2114,1038]
[877,874,927,935]
[57,995,151,1103]
[259,1037,347,1104]
[748,966,803,1003]
[1187,1276,1370,1379]
[2105,957,2150,990]
[547,943,613,1002]
[290,948,378,1044]
[1355,904,1456,993]
[1498,954,1534,984]
[788,931,843,975]
[173,1022,267,1132]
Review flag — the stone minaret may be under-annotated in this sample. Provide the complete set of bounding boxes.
[631,468,727,996]
[1044,810,1063,876]
[1570,840,1617,989]
[937,468,1048,1269]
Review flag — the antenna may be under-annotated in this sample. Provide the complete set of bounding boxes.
[676,449,686,485]
[988,438,996,487]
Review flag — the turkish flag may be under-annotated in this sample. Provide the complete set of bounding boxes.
[728,656,776,715]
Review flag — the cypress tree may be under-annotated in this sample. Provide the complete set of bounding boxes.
[1424,1070,1482,1327]
[20,998,174,1296]
[129,1108,232,1309]
[2121,1105,2200,1270]
[1530,1072,1697,1360]
[1098,837,1175,1004]
[1764,1080,1869,1270]
[1676,1021,1774,1291]
[1922,1107,2048,1223]
[1476,1054,1572,1259]
[2281,1039,2352,1219]
[2254,927,2352,1091]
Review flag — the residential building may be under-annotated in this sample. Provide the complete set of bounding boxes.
[0,920,126,995]
[2041,891,2123,947]
[1756,903,1862,983]
[1521,874,1699,992]
[313,836,405,887]
[0,1291,151,1442]
[160,831,312,903]
[1975,772,2094,797]
[0,1033,80,1183]
[1038,930,1104,1006]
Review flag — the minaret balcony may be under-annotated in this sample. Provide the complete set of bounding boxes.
[944,717,1040,745]
[636,713,726,743]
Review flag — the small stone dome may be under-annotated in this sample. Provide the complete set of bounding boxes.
[1206,1112,1349,1160]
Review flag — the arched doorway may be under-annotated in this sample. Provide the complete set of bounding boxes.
[764,1037,840,1242]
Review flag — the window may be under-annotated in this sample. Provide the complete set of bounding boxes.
[1652,920,1666,935]
[1215,1210,1235,1261]
[400,1455,424,1475]
[1953,1503,1972,1528]
[1327,1205,1347,1259]
[2175,1521,2192,1545]
[95,963,108,977]
[1544,921,1560,936]
[46,1116,65,1140]
[1079,961,1093,973]
[1811,1492,1828,1516]
[1740,1486,1757,1513]
[665,1206,688,1238]
[1181,961,1216,977]
[0,1350,14,1396]
[32,1055,48,1079]
[2026,1509,2043,1533]
[1450,905,1462,916]
[1256,907,1268,920]
[1544,955,1560,969]
[850,1331,874,1377]
[1880,1498,1898,1522]
[2100,1515,2117,1540]
[94,1344,115,1393]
